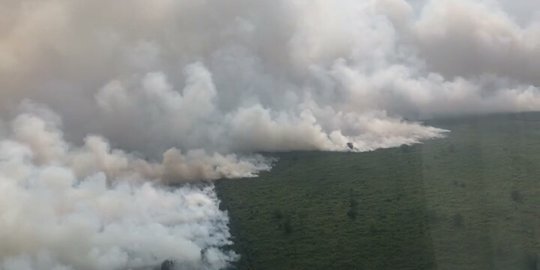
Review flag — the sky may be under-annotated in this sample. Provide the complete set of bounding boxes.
[1,0,540,269]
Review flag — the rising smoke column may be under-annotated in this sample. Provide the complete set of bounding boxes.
[2,0,540,269]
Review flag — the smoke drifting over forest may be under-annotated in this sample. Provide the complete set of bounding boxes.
[1,0,540,269]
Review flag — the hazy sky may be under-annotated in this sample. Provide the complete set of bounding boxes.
[1,0,540,269]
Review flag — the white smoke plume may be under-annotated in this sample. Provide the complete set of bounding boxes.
[2,0,540,269]
[0,109,247,270]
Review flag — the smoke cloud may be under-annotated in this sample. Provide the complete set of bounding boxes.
[0,109,247,269]
[1,0,540,269]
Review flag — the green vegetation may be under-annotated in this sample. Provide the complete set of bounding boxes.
[216,113,540,270]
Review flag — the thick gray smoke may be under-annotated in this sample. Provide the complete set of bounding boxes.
[2,0,540,156]
[1,0,540,269]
